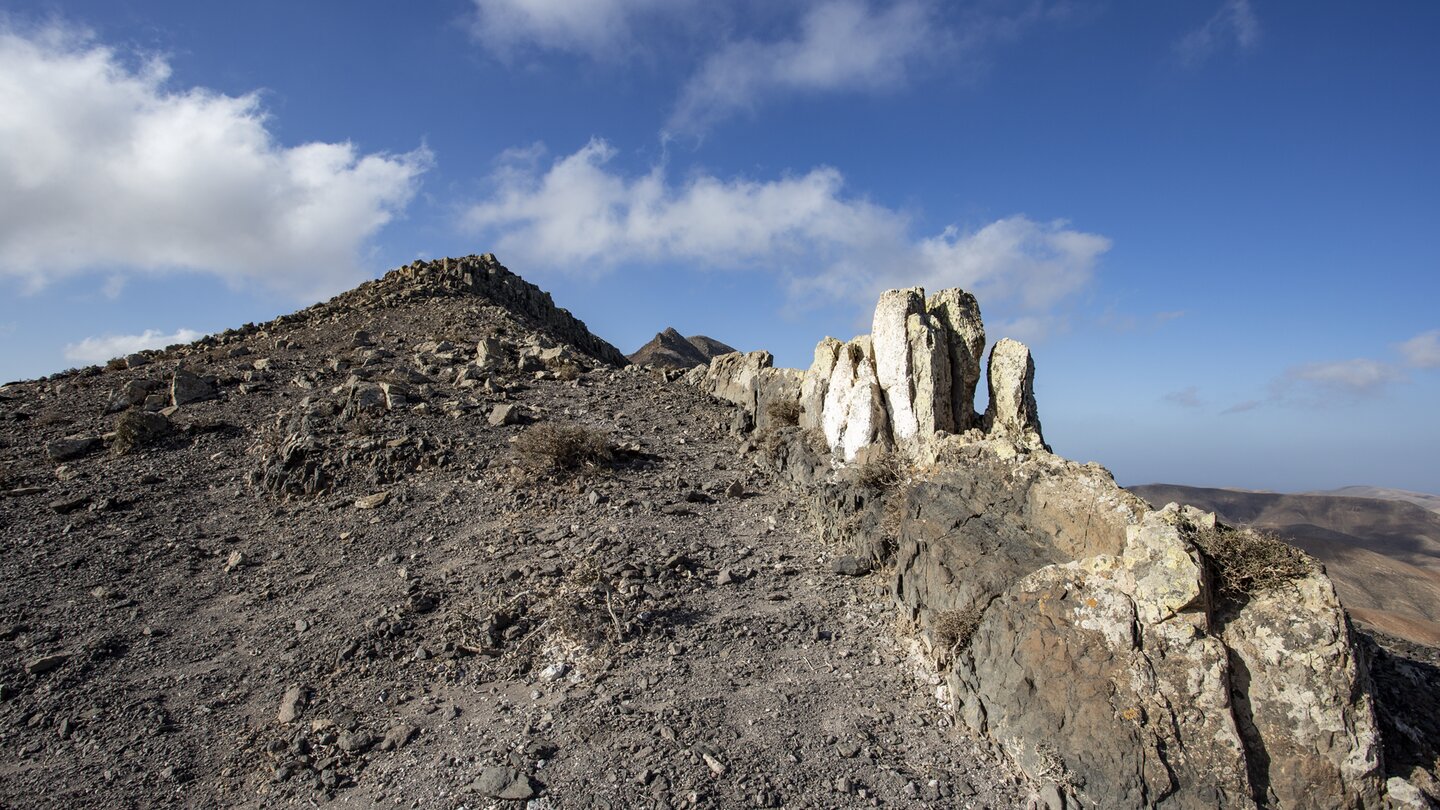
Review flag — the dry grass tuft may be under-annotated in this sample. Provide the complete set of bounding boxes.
[514,422,612,473]
[766,399,801,427]
[850,448,904,491]
[931,603,984,651]
[1190,524,1313,600]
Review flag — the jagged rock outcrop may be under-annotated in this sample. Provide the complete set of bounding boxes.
[691,283,1043,461]
[694,350,802,432]
[628,328,737,369]
[821,338,889,461]
[927,289,986,430]
[984,338,1046,451]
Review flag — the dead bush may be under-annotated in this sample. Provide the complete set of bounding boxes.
[766,399,801,427]
[1190,524,1313,600]
[514,422,612,473]
[932,603,984,651]
[850,448,904,491]
[552,362,581,381]
[105,357,128,371]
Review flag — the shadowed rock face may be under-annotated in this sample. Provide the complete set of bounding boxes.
[628,328,736,369]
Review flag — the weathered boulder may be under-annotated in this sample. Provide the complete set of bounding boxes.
[926,289,986,430]
[799,337,842,432]
[1219,570,1383,808]
[872,288,926,442]
[698,350,802,431]
[46,436,101,462]
[984,338,1046,451]
[475,337,504,369]
[950,509,1255,809]
[171,367,216,407]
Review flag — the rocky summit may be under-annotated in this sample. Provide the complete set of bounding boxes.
[629,329,738,370]
[1,255,1437,809]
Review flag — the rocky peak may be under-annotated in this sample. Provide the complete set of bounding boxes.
[628,327,737,369]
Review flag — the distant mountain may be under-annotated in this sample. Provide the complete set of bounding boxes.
[1130,484,1440,647]
[628,327,737,369]
[1305,485,1440,515]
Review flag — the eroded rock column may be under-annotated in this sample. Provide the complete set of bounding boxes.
[927,289,986,431]
[872,288,926,442]
[984,338,1046,451]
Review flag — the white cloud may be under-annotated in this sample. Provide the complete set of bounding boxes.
[465,138,1110,332]
[1398,329,1440,369]
[1175,0,1260,67]
[469,0,686,60]
[666,0,933,136]
[0,24,431,300]
[1278,359,1406,401]
[64,328,204,365]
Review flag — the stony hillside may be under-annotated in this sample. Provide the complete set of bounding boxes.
[629,329,737,370]
[2,256,1436,809]
[0,256,1028,809]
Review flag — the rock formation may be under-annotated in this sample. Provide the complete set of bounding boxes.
[690,283,1401,808]
[692,283,1042,461]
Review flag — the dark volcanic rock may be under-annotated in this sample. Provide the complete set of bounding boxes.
[628,327,736,369]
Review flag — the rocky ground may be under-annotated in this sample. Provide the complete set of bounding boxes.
[0,260,1034,808]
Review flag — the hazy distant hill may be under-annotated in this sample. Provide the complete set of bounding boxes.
[628,327,737,369]
[1306,485,1440,515]
[1130,484,1440,646]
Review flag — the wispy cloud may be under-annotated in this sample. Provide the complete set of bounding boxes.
[1262,359,1408,407]
[1175,0,1260,67]
[64,328,203,365]
[467,0,690,62]
[465,138,1110,334]
[0,23,431,300]
[1221,399,1262,415]
[1163,386,1203,409]
[665,0,934,137]
[1398,329,1440,369]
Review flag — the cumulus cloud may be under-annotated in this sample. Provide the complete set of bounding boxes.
[465,138,1110,329]
[1175,0,1260,67]
[666,0,933,136]
[1398,329,1440,369]
[469,0,688,60]
[64,328,204,364]
[0,24,431,299]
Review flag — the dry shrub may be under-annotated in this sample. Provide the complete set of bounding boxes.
[851,448,904,490]
[514,422,612,473]
[932,603,984,651]
[1190,524,1313,600]
[803,428,830,456]
[552,362,581,381]
[766,399,801,427]
[106,357,128,371]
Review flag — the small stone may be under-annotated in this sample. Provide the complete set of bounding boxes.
[725,480,745,498]
[224,551,246,571]
[683,489,713,504]
[46,437,100,462]
[378,725,416,752]
[337,730,373,753]
[716,569,738,586]
[25,653,69,675]
[702,753,727,776]
[354,492,389,510]
[474,766,539,800]
[277,686,306,723]
[831,555,872,577]
[49,495,90,514]
[488,403,521,426]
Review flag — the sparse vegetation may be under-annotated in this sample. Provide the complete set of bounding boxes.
[1189,523,1313,600]
[932,603,984,652]
[513,422,612,473]
[850,448,904,491]
[766,399,801,427]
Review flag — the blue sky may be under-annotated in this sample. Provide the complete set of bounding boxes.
[2,1,1438,493]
